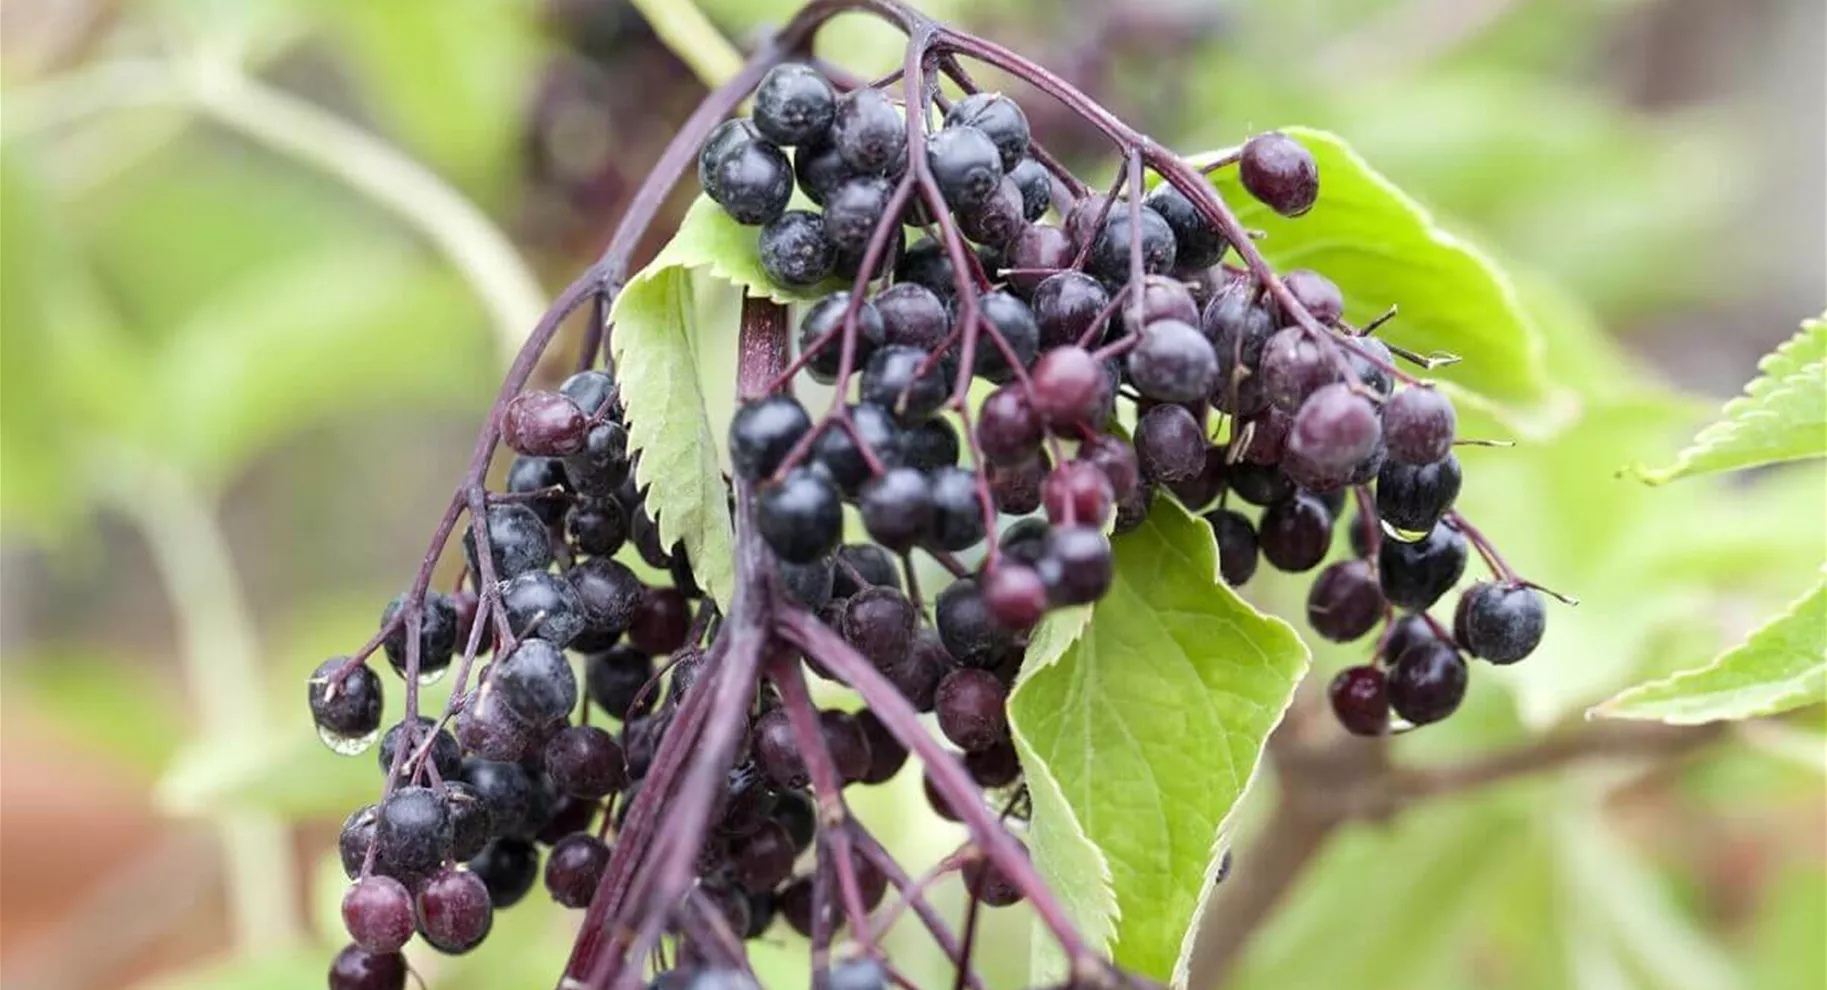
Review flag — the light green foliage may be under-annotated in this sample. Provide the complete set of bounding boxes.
[1200,127,1560,428]
[1633,315,1827,484]
[1596,574,1826,724]
[1008,500,1308,979]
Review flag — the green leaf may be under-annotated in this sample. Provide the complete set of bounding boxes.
[1199,127,1560,428]
[1008,500,1308,980]
[1595,573,1827,724]
[649,195,850,305]
[1631,314,1827,484]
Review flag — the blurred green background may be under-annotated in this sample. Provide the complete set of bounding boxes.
[0,1,1821,988]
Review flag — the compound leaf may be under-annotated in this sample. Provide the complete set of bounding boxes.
[1631,314,1827,484]
[1009,500,1308,980]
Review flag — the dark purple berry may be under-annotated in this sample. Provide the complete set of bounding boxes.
[1306,559,1385,642]
[1328,665,1388,736]
[1377,520,1467,611]
[935,668,1009,752]
[1127,319,1217,403]
[416,867,492,954]
[1258,492,1334,572]
[752,64,836,146]
[1457,581,1546,664]
[343,876,414,954]
[503,391,588,457]
[544,833,610,908]
[1239,132,1319,217]
[1384,387,1457,465]
[1209,509,1260,586]
[1386,640,1467,725]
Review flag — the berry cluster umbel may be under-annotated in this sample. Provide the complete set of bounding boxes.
[311,3,1562,988]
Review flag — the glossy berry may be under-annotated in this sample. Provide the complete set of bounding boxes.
[792,132,850,206]
[309,659,384,750]
[935,668,1009,752]
[963,846,1025,907]
[376,716,461,783]
[824,175,895,254]
[859,466,934,552]
[965,740,1022,788]
[1281,268,1344,326]
[1377,454,1462,535]
[568,556,644,643]
[1259,327,1340,413]
[751,709,807,789]
[1088,203,1177,283]
[562,421,631,496]
[860,345,949,425]
[544,725,626,799]
[759,210,835,287]
[821,710,873,784]
[812,403,902,494]
[328,944,406,990]
[989,454,1048,515]
[974,290,1041,383]
[904,413,962,469]
[464,503,553,581]
[1286,383,1382,478]
[461,757,535,839]
[443,783,491,861]
[1130,275,1201,329]
[1209,509,1260,586]
[875,283,950,350]
[1239,132,1319,217]
[584,646,654,721]
[800,295,886,387]
[544,833,610,908]
[1259,492,1334,572]
[889,631,952,712]
[377,786,452,878]
[842,586,918,670]
[1033,271,1110,349]
[1205,292,1277,416]
[1457,582,1547,664]
[730,395,812,480]
[1134,403,1206,484]
[1038,525,1115,605]
[946,92,1030,169]
[468,837,539,908]
[454,688,535,763]
[1128,319,1217,403]
[1306,559,1385,642]
[936,578,1019,669]
[1384,387,1457,465]
[752,64,836,146]
[977,384,1044,465]
[927,124,1004,209]
[927,466,988,552]
[566,497,627,557]
[1031,345,1107,428]
[1005,223,1071,299]
[380,591,459,681]
[1377,520,1467,611]
[628,586,691,655]
[1387,640,1468,725]
[1145,182,1228,271]
[756,468,842,564]
[500,570,587,648]
[416,867,492,953]
[1328,665,1388,736]
[699,118,761,193]
[504,455,568,525]
[853,709,909,784]
[343,876,414,954]
[982,561,1048,630]
[1079,434,1141,499]
[1007,157,1053,220]
[707,136,793,225]
[730,819,797,892]
[503,391,587,457]
[832,86,905,172]
[957,175,1026,248]
[1167,444,1228,511]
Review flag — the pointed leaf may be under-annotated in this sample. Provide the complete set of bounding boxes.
[1631,314,1827,484]
[1008,501,1308,981]
[1595,572,1826,724]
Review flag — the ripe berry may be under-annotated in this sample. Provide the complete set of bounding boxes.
[1237,407,1291,465]
[377,786,452,878]
[812,403,902,494]
[505,455,568,525]
[1328,665,1388,736]
[503,391,587,459]
[500,570,587,648]
[566,497,628,557]
[708,136,793,225]
[1209,509,1260,586]
[442,783,491,861]
[1167,444,1228,511]
[860,345,949,425]
[1204,291,1276,416]
[974,290,1041,383]
[821,709,874,784]
[936,578,1020,669]
[1033,271,1109,349]
[842,586,918,669]
[963,844,1026,907]
[562,421,631,496]
[751,709,807,789]
[896,236,959,298]
[989,454,1049,514]
[568,556,643,642]
[1115,477,1153,533]
[852,708,910,785]
[343,875,415,954]
[700,118,761,194]
[1007,157,1053,221]
[927,125,1005,209]
[544,725,626,799]
[380,591,459,682]
[875,283,950,351]
[832,86,905,173]
[792,132,851,206]
[329,944,406,990]
[945,92,1030,169]
[759,210,836,287]
[491,639,577,731]
[1239,132,1319,217]
[416,866,492,953]
[1031,345,1107,427]
[1457,582,1546,664]
[1306,559,1385,642]
[957,175,1027,247]
[464,503,553,581]
[823,175,895,254]
[1134,403,1206,484]
[1387,640,1467,725]
[584,645,654,721]
[859,466,934,552]
[376,716,461,783]
[1259,327,1341,413]
[1281,268,1344,326]
[1038,525,1115,605]
[801,294,887,385]
[1127,319,1217,403]
[1384,387,1457,465]
[889,630,953,712]
[1006,223,1072,298]
[752,64,836,146]
[1377,454,1462,535]
[454,687,535,763]
[461,757,536,838]
[965,740,1022,788]
[730,819,797,892]
[1145,181,1228,272]
[982,561,1048,630]
[1259,492,1334,572]
[927,465,988,551]
[935,668,1009,752]
[1286,383,1382,478]
[977,384,1044,465]
[1089,203,1177,283]
[1129,275,1201,330]
[467,836,539,908]
[1227,460,1291,507]
[730,395,813,481]
[756,468,842,564]
[904,418,961,471]
[1377,520,1467,611]
[1077,435,1141,500]
[628,586,691,654]
[544,833,610,908]
[310,659,384,752]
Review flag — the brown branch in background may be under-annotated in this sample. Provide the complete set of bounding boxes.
[1185,711,1725,988]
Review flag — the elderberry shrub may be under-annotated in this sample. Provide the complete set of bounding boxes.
[311,39,1557,985]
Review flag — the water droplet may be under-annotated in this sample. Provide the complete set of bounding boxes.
[417,662,451,686]
[318,723,380,756]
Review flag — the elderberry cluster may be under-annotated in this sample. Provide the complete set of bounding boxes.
[313,368,723,989]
